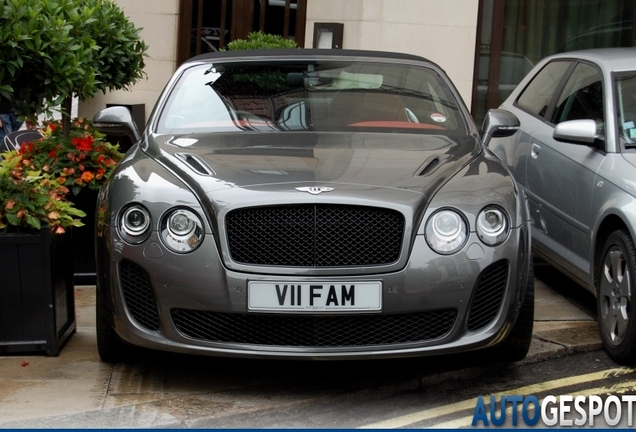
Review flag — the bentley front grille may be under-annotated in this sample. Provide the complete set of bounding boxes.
[119,259,160,331]
[171,309,456,347]
[226,204,405,267]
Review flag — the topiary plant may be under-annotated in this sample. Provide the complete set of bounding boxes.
[225,31,297,51]
[0,0,147,136]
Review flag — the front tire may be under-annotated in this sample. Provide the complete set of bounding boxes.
[96,299,131,363]
[597,230,636,365]
[498,257,535,362]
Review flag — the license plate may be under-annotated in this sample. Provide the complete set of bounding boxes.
[248,281,382,312]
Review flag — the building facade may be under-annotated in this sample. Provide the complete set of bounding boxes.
[79,0,635,126]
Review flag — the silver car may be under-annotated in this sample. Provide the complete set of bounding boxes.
[489,48,636,364]
[92,49,532,362]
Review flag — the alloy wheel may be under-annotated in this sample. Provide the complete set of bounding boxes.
[599,245,632,346]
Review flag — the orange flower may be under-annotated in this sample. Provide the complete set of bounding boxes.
[54,226,66,234]
[5,200,15,210]
[81,171,94,182]
[57,177,66,184]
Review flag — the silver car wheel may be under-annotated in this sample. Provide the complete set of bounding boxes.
[597,229,636,364]
[600,245,631,346]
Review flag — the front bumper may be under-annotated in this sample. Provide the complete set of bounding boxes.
[97,222,531,360]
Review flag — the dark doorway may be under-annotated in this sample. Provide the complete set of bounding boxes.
[177,0,307,65]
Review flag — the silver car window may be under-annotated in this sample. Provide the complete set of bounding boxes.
[551,63,604,133]
[516,61,571,118]
[615,72,636,147]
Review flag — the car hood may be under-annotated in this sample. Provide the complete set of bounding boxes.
[622,153,636,171]
[147,131,480,200]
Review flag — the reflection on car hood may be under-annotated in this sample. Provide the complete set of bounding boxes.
[148,132,480,199]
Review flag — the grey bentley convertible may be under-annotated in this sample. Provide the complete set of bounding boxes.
[92,49,532,362]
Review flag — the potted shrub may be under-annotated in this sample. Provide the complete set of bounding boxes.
[16,118,123,282]
[0,117,122,355]
[0,148,85,356]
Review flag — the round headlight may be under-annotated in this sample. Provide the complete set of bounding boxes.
[119,205,151,244]
[168,210,196,237]
[425,209,468,255]
[160,208,204,253]
[476,206,509,246]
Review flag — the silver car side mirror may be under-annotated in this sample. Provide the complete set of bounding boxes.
[553,119,598,145]
[92,106,141,144]
[482,109,520,148]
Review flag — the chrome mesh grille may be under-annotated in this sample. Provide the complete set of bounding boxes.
[467,260,508,331]
[226,204,405,267]
[120,260,160,331]
[171,309,456,347]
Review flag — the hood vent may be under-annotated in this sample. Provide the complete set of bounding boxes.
[417,154,451,177]
[175,153,216,176]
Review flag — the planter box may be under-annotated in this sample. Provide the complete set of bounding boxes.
[0,228,76,356]
[70,189,98,285]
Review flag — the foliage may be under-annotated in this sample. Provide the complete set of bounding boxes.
[0,151,85,233]
[0,117,123,233]
[21,118,123,196]
[225,31,297,51]
[0,0,147,117]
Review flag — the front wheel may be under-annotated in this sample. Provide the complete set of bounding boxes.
[597,230,636,365]
[490,257,534,362]
[96,299,132,363]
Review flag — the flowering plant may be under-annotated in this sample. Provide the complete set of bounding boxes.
[0,151,85,233]
[21,118,123,196]
[0,117,123,233]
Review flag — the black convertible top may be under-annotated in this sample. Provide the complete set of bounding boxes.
[186,48,437,67]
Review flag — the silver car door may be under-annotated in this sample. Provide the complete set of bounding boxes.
[525,61,606,280]
[493,61,572,193]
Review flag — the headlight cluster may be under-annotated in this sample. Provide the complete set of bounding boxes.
[425,209,468,255]
[159,209,204,253]
[476,206,509,246]
[118,205,204,253]
[120,205,151,244]
[425,206,509,255]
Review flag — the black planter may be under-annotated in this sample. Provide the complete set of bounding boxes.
[0,228,76,356]
[70,189,98,285]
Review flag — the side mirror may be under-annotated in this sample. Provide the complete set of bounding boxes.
[481,109,520,148]
[92,106,141,145]
[553,119,598,145]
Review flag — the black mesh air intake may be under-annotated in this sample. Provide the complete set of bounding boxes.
[467,260,509,331]
[171,309,456,347]
[226,204,405,267]
[119,260,160,331]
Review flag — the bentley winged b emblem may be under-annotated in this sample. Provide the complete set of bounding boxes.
[295,186,334,195]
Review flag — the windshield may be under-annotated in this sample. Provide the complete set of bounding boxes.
[616,71,636,147]
[156,59,466,135]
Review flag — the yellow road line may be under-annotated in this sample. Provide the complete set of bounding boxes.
[433,380,636,428]
[360,367,636,429]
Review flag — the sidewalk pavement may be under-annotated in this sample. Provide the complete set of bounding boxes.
[0,265,602,427]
